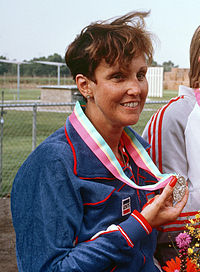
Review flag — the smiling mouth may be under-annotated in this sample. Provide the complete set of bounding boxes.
[121,102,139,108]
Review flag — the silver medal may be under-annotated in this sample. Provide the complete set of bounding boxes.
[173,175,187,203]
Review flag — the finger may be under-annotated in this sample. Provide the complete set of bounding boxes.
[157,176,177,203]
[164,194,173,207]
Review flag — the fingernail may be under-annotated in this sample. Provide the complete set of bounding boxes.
[169,176,177,187]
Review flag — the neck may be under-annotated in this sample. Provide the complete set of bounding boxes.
[97,125,123,156]
[85,105,123,157]
[103,129,123,156]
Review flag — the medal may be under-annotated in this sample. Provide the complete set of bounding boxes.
[173,175,187,203]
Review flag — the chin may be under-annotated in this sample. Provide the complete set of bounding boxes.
[123,120,139,127]
[127,117,140,126]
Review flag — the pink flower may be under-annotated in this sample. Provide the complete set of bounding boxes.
[176,232,191,249]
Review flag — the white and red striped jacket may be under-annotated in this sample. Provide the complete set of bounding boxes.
[143,85,200,244]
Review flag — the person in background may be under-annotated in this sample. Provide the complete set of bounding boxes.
[142,25,200,266]
[11,11,188,272]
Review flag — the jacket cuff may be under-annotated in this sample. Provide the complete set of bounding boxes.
[119,209,152,246]
[131,210,152,234]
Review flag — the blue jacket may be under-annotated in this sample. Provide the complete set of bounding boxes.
[11,113,160,271]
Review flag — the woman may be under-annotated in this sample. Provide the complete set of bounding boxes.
[11,11,188,271]
[142,26,200,265]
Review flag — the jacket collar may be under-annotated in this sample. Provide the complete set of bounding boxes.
[65,117,114,179]
[179,85,196,98]
[65,101,149,179]
[65,102,173,191]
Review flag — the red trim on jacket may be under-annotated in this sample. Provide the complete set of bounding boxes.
[79,176,115,180]
[157,96,183,172]
[147,110,157,155]
[131,210,152,234]
[152,108,161,164]
[83,188,116,206]
[147,96,184,172]
[110,265,117,272]
[64,124,77,175]
[117,225,134,248]
[86,226,134,248]
[117,184,126,192]
[65,124,122,182]
[179,211,199,217]
[157,224,200,232]
[145,192,155,202]
[85,229,118,242]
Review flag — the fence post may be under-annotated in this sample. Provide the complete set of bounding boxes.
[32,104,37,151]
[0,91,4,192]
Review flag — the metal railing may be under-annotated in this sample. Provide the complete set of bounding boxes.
[0,100,168,196]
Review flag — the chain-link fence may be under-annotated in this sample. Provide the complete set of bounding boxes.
[0,100,169,196]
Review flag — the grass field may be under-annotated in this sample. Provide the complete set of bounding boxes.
[0,86,178,196]
[0,88,41,101]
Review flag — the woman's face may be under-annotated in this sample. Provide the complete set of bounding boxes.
[85,54,148,131]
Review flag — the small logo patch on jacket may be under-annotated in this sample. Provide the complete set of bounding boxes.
[122,197,131,216]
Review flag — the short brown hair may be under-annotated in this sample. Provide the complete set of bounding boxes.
[189,25,200,88]
[65,11,154,81]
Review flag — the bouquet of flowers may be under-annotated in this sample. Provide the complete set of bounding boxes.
[162,211,200,272]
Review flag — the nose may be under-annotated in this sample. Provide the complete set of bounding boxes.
[126,78,141,96]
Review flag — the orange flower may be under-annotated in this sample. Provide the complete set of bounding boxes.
[162,257,180,271]
[162,257,199,272]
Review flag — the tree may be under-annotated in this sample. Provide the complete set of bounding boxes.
[162,60,178,72]
[0,56,12,75]
[47,53,63,63]
[151,59,160,67]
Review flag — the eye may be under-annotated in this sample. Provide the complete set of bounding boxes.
[111,73,126,82]
[137,71,146,81]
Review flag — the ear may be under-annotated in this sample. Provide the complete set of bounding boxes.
[76,74,93,99]
[193,80,200,89]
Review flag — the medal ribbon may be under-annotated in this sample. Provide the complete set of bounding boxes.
[68,102,176,191]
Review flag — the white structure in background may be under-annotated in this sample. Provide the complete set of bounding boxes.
[34,61,66,85]
[0,59,30,100]
[146,67,163,97]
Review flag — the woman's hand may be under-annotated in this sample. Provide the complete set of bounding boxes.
[141,177,189,228]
